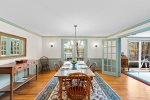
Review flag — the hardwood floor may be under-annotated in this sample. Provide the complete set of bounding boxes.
[0,71,56,100]
[97,71,150,100]
[1,70,150,100]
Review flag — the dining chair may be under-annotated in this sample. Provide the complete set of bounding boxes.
[90,62,97,73]
[89,62,97,92]
[86,59,90,67]
[64,72,91,100]
[59,60,63,67]
[54,64,60,72]
[40,56,50,71]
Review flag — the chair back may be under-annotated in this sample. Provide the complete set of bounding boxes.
[86,59,90,67]
[64,72,90,100]
[54,64,60,72]
[59,60,63,67]
[90,62,97,73]
[40,56,49,67]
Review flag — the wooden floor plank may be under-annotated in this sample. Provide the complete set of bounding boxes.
[0,71,56,100]
[97,71,150,100]
[1,70,150,100]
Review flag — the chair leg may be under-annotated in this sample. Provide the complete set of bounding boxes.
[91,81,94,92]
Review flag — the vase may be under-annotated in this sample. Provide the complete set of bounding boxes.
[72,62,77,70]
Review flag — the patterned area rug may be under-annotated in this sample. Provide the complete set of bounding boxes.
[49,78,108,100]
[35,72,121,100]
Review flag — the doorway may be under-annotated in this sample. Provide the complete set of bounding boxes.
[121,31,150,85]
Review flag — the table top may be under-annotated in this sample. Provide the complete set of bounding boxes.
[54,61,95,77]
[0,60,38,68]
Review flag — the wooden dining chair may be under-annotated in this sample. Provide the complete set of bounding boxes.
[86,59,90,67]
[59,60,63,67]
[90,62,97,73]
[64,72,91,100]
[54,64,60,72]
[40,56,50,71]
[89,62,97,92]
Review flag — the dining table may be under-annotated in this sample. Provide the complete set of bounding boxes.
[54,61,95,100]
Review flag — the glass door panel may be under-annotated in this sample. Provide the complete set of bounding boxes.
[102,38,121,76]
[112,60,116,72]
[104,59,108,71]
[112,47,116,53]
[141,42,150,68]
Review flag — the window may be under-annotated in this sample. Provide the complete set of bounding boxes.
[0,32,26,58]
[128,42,139,61]
[128,41,150,68]
[62,39,87,61]
[141,42,150,60]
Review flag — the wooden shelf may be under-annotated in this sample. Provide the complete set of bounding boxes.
[0,75,36,92]
[0,60,38,100]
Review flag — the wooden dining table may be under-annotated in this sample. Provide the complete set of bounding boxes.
[54,61,95,100]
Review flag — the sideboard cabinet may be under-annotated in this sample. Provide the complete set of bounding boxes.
[0,60,38,100]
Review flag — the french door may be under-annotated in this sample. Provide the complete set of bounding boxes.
[102,38,121,76]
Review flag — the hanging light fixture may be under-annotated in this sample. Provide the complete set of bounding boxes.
[71,25,78,69]
[74,25,77,41]
[72,25,78,61]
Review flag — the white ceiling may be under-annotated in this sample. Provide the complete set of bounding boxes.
[0,0,149,36]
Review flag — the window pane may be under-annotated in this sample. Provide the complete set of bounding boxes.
[104,54,107,58]
[63,40,86,61]
[112,41,116,46]
[108,54,111,59]
[112,47,116,53]
[104,47,107,53]
[108,47,111,53]
[108,41,111,46]
[129,42,139,61]
[112,54,116,60]
[141,42,150,60]
[104,41,107,47]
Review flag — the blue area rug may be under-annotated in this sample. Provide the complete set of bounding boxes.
[35,72,121,100]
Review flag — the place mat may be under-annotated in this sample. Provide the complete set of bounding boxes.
[68,70,82,74]
[61,66,70,70]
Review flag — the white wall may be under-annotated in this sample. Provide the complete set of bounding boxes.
[121,38,128,56]
[0,21,42,65]
[87,38,103,58]
[42,37,103,58]
[42,37,61,58]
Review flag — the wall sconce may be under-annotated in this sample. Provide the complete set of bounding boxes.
[50,42,54,47]
[94,43,98,48]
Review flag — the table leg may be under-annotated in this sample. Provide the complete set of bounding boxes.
[58,77,63,100]
[10,68,14,100]
[88,81,90,100]
[36,64,38,80]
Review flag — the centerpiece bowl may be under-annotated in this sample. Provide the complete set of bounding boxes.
[71,60,77,70]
